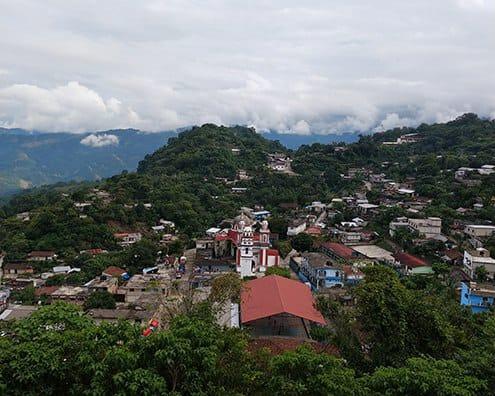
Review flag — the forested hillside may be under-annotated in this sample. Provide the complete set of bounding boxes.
[2,115,495,394]
[3,115,495,251]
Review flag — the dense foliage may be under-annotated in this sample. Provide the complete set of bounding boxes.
[0,278,492,396]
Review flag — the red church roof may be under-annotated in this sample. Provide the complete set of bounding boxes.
[241,275,325,325]
[393,252,428,268]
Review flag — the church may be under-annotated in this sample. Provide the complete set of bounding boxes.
[197,214,280,278]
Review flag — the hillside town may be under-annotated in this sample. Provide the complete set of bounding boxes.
[2,120,495,393]
[3,149,495,331]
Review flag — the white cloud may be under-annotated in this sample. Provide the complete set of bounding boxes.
[0,1,494,134]
[374,113,417,132]
[457,0,495,10]
[291,120,311,135]
[80,133,120,148]
[0,82,142,132]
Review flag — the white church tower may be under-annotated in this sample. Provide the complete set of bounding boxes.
[238,223,255,278]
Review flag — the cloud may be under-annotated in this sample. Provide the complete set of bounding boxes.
[374,113,417,132]
[80,133,120,148]
[0,82,142,132]
[457,0,495,10]
[0,1,494,134]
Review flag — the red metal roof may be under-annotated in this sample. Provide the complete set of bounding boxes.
[305,226,322,235]
[393,252,428,268]
[103,266,127,277]
[321,242,355,260]
[241,275,325,325]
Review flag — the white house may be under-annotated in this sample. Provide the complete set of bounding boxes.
[114,232,142,247]
[407,217,442,239]
[287,219,307,236]
[464,225,495,239]
[464,248,495,279]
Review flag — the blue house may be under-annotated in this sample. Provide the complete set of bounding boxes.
[291,252,344,291]
[460,282,495,313]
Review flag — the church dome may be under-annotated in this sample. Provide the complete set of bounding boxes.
[234,213,253,227]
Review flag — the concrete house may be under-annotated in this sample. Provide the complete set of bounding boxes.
[114,232,142,247]
[27,251,57,262]
[464,225,495,239]
[463,248,495,279]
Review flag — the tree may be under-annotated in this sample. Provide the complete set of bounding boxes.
[362,357,487,395]
[123,238,158,274]
[475,266,489,283]
[45,274,66,286]
[432,262,450,281]
[276,240,292,258]
[11,285,36,305]
[291,233,314,252]
[112,369,167,395]
[264,347,363,395]
[356,266,464,368]
[209,273,243,304]
[267,215,288,238]
[459,316,495,391]
[265,266,291,278]
[84,290,116,310]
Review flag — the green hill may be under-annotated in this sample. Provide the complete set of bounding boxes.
[137,124,287,177]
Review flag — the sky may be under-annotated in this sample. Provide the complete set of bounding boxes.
[0,0,494,135]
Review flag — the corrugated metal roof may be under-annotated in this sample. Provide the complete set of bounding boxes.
[240,275,325,325]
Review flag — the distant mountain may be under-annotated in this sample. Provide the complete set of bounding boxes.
[0,125,359,196]
[0,129,176,195]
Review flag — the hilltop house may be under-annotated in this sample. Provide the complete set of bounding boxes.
[267,153,292,172]
[382,133,422,145]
